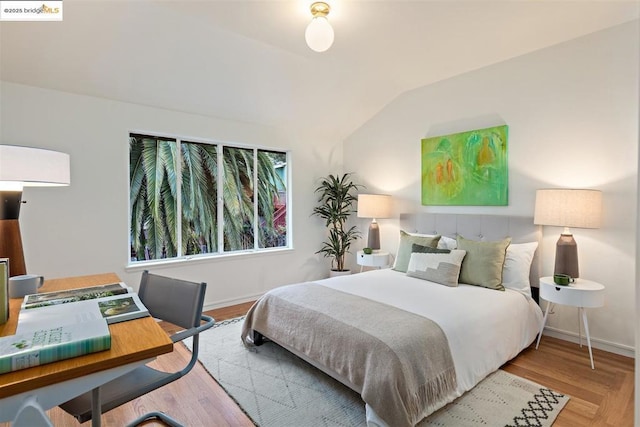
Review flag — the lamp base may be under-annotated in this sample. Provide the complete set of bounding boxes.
[0,219,26,277]
[554,233,579,278]
[0,191,26,277]
[367,222,380,250]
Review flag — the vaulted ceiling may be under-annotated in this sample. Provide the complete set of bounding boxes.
[1,1,638,141]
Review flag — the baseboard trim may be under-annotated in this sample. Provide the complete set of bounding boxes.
[543,326,635,359]
[203,292,263,312]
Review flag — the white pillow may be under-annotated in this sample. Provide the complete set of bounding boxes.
[407,232,457,250]
[502,242,538,298]
[438,236,458,250]
[406,250,466,287]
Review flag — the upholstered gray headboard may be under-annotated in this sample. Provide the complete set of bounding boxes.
[399,213,542,288]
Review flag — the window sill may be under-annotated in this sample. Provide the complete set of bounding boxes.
[124,246,294,272]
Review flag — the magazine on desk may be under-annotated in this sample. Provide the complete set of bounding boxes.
[21,282,132,310]
[0,318,111,374]
[16,292,150,334]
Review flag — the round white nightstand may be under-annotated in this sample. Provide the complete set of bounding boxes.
[356,250,390,272]
[535,276,605,369]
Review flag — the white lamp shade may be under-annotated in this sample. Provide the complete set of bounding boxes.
[305,17,334,52]
[534,189,602,229]
[0,145,70,190]
[357,194,392,219]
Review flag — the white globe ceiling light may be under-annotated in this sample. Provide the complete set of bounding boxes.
[305,2,334,53]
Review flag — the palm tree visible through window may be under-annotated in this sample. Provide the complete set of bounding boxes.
[129,134,288,262]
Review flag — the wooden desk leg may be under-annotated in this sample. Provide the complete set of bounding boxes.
[91,387,101,427]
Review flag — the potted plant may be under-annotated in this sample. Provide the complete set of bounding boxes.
[312,173,362,275]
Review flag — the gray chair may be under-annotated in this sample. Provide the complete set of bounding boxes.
[59,270,215,426]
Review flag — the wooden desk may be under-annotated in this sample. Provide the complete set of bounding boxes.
[0,273,173,425]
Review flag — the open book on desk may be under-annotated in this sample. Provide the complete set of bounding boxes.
[16,293,150,334]
[21,282,132,310]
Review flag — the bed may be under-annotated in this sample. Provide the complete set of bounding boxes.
[241,214,544,427]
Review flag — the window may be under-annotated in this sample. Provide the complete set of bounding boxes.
[129,134,288,263]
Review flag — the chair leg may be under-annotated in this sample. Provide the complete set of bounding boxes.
[126,411,184,427]
[12,396,54,427]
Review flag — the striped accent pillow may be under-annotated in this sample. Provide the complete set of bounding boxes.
[406,250,467,287]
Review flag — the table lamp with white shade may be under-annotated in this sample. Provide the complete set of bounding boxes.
[357,194,392,250]
[0,145,70,276]
[533,188,602,278]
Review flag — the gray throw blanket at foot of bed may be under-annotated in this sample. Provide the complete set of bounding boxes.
[241,283,457,427]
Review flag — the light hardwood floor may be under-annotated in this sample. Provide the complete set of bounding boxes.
[3,301,633,426]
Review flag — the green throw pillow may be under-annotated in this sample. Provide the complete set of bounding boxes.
[392,231,441,273]
[457,235,511,291]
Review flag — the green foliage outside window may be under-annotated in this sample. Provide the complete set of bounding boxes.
[129,135,287,262]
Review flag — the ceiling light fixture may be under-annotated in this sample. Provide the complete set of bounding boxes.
[305,2,334,53]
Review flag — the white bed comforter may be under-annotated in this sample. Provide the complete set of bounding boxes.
[314,268,543,426]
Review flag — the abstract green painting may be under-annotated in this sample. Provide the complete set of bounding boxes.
[421,125,508,206]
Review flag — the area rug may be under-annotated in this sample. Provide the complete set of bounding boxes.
[188,317,569,427]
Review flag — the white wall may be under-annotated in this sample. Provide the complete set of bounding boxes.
[0,82,343,309]
[344,21,639,355]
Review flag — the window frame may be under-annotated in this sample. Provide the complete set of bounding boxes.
[127,131,292,269]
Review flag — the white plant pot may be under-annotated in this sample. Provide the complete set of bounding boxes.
[329,269,351,278]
